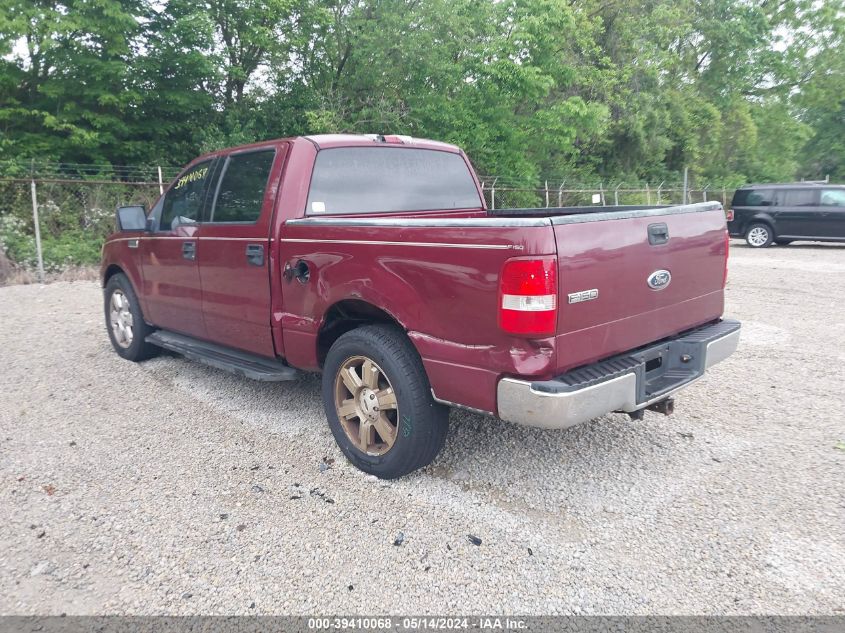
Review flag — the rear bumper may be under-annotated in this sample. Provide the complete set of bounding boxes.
[496,319,741,429]
[727,219,743,237]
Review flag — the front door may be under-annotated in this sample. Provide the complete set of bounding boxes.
[140,159,213,338]
[196,145,284,357]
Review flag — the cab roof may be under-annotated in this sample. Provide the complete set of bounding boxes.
[188,134,463,167]
[303,134,461,152]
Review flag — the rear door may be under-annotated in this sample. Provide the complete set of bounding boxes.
[195,145,285,357]
[774,188,819,237]
[818,188,845,238]
[140,159,213,338]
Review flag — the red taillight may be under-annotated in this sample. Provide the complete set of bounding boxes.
[723,230,730,287]
[725,209,734,222]
[499,256,558,336]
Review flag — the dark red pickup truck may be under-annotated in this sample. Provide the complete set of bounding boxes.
[101,134,740,478]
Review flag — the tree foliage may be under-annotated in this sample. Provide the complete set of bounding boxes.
[1,0,843,183]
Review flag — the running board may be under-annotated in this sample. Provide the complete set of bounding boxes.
[146,330,299,382]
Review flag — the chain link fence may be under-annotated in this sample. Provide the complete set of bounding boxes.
[478,179,732,210]
[0,160,182,282]
[0,175,166,282]
[0,162,739,282]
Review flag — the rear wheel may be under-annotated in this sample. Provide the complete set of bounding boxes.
[322,324,449,479]
[745,223,773,248]
[104,273,158,361]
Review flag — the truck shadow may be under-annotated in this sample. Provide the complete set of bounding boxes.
[145,350,706,515]
[420,404,705,518]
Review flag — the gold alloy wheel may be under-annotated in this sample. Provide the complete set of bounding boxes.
[334,355,399,456]
[109,289,134,349]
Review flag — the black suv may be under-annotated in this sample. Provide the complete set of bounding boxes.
[728,183,845,247]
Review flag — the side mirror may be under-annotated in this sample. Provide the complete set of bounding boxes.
[116,205,147,231]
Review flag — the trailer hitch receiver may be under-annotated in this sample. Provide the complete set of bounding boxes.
[646,397,675,416]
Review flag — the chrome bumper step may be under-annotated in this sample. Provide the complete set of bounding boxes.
[497,319,741,429]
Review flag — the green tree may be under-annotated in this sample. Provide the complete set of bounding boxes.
[0,0,145,163]
[795,2,845,180]
[0,0,843,185]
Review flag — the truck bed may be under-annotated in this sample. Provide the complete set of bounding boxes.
[486,201,729,374]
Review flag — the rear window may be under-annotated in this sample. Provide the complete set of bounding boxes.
[820,189,845,206]
[732,189,774,207]
[306,147,482,215]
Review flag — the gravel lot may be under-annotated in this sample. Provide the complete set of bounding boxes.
[1,241,844,615]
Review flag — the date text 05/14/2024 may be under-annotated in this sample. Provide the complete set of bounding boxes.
[307,617,528,630]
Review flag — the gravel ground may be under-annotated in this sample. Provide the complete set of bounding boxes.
[1,241,844,615]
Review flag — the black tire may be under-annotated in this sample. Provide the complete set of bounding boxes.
[104,273,158,361]
[322,324,449,479]
[745,223,774,248]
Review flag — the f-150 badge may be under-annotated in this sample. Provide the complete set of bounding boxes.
[568,288,599,304]
[647,269,672,290]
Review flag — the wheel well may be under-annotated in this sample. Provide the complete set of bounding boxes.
[747,218,775,235]
[317,300,402,367]
[102,264,124,287]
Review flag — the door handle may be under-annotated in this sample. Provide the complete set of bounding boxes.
[283,259,311,284]
[182,241,196,260]
[245,244,265,266]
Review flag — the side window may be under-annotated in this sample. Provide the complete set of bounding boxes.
[820,189,845,207]
[778,189,815,206]
[733,189,774,207]
[160,161,212,231]
[209,150,275,223]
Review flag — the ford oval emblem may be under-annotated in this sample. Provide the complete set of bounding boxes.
[647,269,671,290]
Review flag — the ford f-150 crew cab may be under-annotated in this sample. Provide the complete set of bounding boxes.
[101,134,741,478]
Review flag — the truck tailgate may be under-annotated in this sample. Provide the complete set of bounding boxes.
[551,204,728,373]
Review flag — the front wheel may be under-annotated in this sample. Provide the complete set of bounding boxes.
[322,324,449,479]
[104,273,158,361]
[745,223,774,248]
